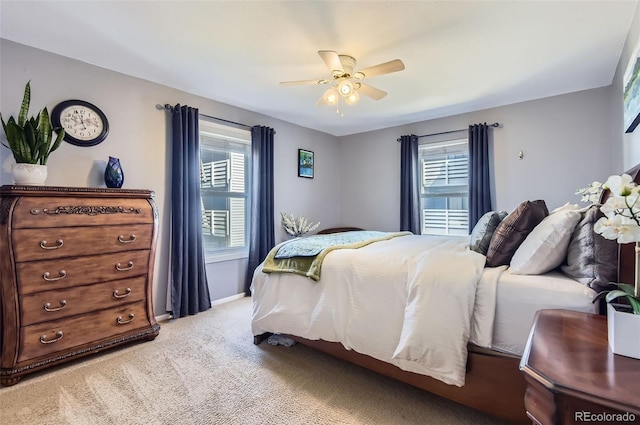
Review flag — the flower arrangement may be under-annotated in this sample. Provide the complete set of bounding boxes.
[280,212,320,237]
[578,174,640,313]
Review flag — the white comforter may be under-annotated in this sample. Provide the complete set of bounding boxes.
[251,234,505,386]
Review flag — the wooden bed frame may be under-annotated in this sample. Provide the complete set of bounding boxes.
[254,165,639,425]
[254,304,528,423]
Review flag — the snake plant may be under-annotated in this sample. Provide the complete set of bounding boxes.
[1,81,65,165]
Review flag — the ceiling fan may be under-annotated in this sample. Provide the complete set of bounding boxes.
[280,50,405,111]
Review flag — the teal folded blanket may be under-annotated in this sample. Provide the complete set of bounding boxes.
[262,230,411,281]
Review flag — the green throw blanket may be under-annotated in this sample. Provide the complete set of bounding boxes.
[262,231,411,281]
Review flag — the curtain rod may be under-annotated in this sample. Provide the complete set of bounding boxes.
[396,122,500,142]
[158,104,254,130]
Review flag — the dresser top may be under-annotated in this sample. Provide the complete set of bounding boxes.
[0,185,154,199]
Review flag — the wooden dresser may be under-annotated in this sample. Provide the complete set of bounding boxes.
[0,185,160,385]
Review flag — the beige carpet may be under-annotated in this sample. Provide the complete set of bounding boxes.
[0,297,513,425]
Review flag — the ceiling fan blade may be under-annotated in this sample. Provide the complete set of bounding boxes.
[280,79,331,86]
[357,83,387,100]
[315,95,329,106]
[318,50,344,73]
[354,59,405,79]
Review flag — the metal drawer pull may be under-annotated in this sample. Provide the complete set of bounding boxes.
[116,313,135,325]
[113,288,132,299]
[44,300,67,312]
[43,270,67,282]
[115,261,134,271]
[40,239,64,250]
[40,331,64,344]
[118,234,137,244]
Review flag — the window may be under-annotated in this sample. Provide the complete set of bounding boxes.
[419,138,469,235]
[199,119,251,261]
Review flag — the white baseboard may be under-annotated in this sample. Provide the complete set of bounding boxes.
[156,313,172,322]
[156,293,246,322]
[212,292,246,306]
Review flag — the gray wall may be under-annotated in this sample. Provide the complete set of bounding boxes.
[0,39,342,312]
[339,87,615,231]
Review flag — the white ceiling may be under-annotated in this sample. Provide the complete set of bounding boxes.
[1,1,637,137]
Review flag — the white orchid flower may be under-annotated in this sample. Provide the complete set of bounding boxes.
[594,214,640,244]
[583,174,640,304]
[601,195,630,215]
[603,174,635,197]
[576,181,602,203]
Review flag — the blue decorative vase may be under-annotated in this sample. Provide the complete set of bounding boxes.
[104,156,124,188]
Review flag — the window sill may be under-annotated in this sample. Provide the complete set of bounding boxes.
[205,250,248,264]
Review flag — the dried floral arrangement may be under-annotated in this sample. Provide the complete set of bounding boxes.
[281,212,320,237]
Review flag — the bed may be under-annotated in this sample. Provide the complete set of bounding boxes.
[251,167,638,425]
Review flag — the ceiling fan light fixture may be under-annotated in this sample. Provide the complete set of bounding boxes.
[323,87,339,105]
[345,90,360,106]
[338,80,354,97]
[280,51,405,113]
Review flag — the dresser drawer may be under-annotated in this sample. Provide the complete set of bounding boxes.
[18,301,150,363]
[17,250,151,295]
[12,224,153,262]
[11,196,154,229]
[20,276,147,326]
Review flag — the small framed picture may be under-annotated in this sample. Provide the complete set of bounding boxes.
[298,149,314,178]
[624,37,640,133]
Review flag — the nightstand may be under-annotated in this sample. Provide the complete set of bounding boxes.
[520,309,640,425]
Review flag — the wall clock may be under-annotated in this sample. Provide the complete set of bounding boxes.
[51,100,109,146]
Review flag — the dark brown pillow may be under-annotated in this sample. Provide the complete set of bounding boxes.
[485,200,549,267]
[560,205,618,292]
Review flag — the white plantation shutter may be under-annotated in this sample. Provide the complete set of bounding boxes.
[419,139,469,235]
[228,152,246,248]
[201,163,212,187]
[199,119,251,257]
[229,152,244,193]
[229,198,245,247]
[212,210,229,237]
[422,209,468,235]
[212,160,230,188]
[423,157,468,187]
[202,211,212,234]
[201,160,229,188]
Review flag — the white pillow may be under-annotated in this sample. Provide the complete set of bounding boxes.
[510,203,582,275]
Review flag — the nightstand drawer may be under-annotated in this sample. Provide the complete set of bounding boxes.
[12,224,152,262]
[20,276,147,326]
[17,250,150,295]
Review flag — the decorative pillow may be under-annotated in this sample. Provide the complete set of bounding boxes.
[561,204,618,292]
[485,200,549,267]
[509,203,582,274]
[469,210,508,255]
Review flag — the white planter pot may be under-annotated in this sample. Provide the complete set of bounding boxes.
[11,163,47,185]
[607,303,640,359]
